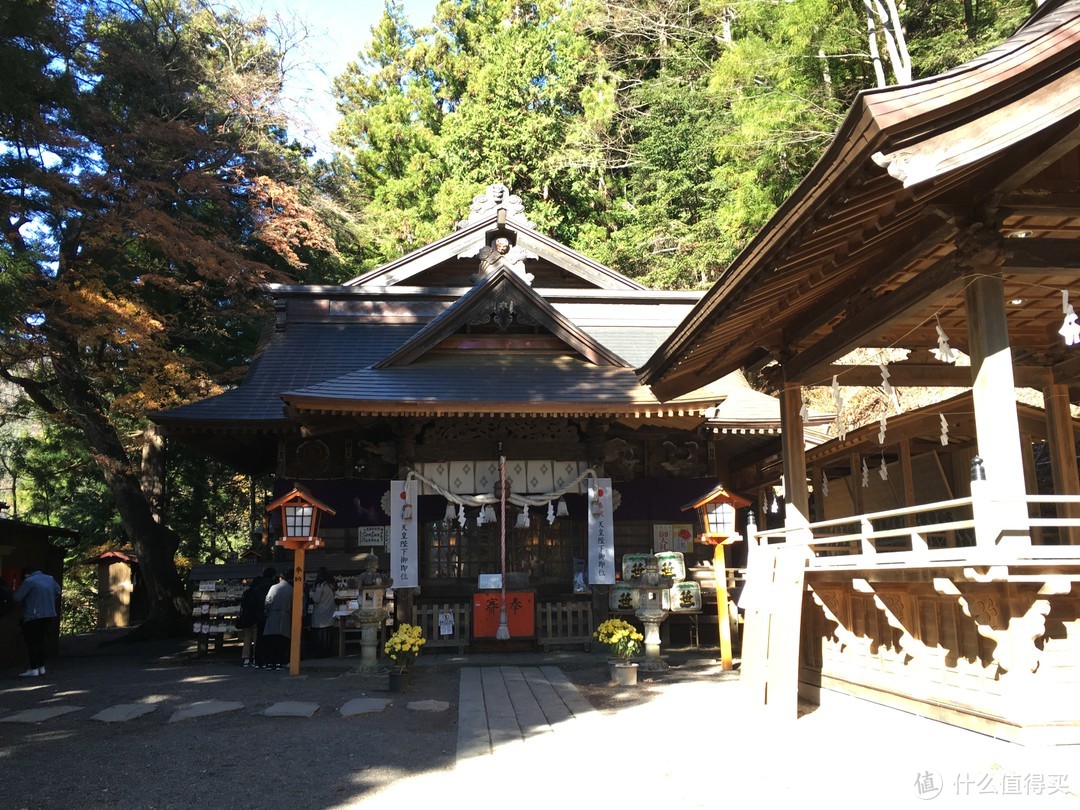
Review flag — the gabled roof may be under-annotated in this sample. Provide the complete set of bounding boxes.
[375,264,628,368]
[641,0,1080,400]
[345,183,647,292]
[153,183,787,454]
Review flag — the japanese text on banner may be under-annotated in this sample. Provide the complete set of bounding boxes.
[390,479,418,588]
[588,477,615,584]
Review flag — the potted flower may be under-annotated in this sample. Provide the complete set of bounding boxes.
[384,622,426,685]
[594,618,643,685]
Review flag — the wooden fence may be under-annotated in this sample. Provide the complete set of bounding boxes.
[411,602,470,654]
[537,599,594,651]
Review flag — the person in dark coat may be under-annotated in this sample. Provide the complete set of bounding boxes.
[261,571,292,670]
[250,568,275,668]
[236,573,265,667]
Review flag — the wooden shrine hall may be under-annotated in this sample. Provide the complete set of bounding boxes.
[642,0,1080,744]
[154,184,824,651]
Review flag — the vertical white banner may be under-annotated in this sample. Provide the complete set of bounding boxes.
[587,477,615,585]
[390,479,418,588]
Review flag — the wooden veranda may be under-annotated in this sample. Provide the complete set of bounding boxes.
[640,1,1080,743]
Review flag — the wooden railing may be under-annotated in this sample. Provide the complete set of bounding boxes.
[411,602,470,654]
[748,494,1080,571]
[537,599,593,651]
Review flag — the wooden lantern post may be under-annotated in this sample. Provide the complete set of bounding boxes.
[682,484,751,670]
[266,487,336,676]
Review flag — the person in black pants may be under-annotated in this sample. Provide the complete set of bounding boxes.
[251,567,275,668]
[14,567,62,677]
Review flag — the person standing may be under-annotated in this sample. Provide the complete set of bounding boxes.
[261,571,292,670]
[309,567,337,659]
[251,567,275,668]
[14,567,62,678]
[236,573,264,667]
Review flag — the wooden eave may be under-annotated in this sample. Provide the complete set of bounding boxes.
[282,398,722,420]
[641,0,1080,401]
[373,264,629,369]
[804,394,1077,470]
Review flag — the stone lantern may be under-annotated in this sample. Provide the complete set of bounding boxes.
[356,553,391,670]
[634,556,673,671]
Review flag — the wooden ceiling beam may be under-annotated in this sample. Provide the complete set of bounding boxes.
[783,259,964,384]
[1001,238,1080,273]
[784,222,959,350]
[1051,352,1080,388]
[998,199,1080,219]
[991,118,1080,198]
[810,362,1050,388]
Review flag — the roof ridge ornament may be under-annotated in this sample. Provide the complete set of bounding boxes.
[478,236,535,285]
[459,183,535,229]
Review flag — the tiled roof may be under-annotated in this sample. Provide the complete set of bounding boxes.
[280,351,718,414]
[154,323,422,425]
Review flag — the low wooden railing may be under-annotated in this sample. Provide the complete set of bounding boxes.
[748,494,1080,572]
[537,599,593,651]
[411,602,470,654]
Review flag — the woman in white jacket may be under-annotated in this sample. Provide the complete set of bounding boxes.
[309,567,337,658]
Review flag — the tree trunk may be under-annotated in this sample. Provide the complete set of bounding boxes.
[140,425,166,525]
[48,347,191,638]
[865,6,887,87]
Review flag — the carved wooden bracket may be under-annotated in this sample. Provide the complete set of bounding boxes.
[933,577,1049,676]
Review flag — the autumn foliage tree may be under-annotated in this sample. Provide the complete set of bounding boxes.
[0,0,336,636]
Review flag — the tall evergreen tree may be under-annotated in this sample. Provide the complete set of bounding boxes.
[0,0,336,636]
[326,0,605,268]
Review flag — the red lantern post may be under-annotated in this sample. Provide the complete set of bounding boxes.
[683,484,751,670]
[266,487,336,676]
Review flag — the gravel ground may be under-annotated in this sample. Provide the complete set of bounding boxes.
[3,633,1077,810]
[1,636,460,810]
[0,632,719,810]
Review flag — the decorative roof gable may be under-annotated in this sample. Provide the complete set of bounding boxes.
[343,184,647,292]
[374,263,627,368]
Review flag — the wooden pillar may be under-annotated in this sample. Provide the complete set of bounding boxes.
[811,465,826,522]
[779,383,809,522]
[289,547,305,676]
[757,377,809,719]
[900,439,916,528]
[1020,433,1045,545]
[848,452,863,516]
[964,272,1030,548]
[1044,382,1080,544]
